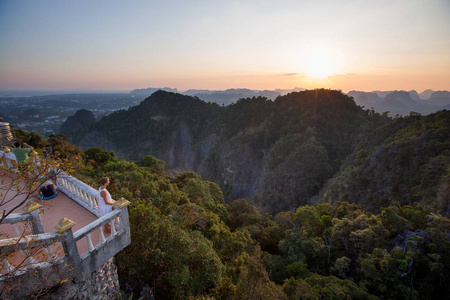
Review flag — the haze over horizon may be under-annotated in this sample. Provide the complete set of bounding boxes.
[1,0,449,93]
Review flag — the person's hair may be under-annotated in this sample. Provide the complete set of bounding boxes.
[98,177,109,185]
[14,142,20,147]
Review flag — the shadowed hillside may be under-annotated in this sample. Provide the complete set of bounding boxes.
[12,109,450,299]
[321,110,450,216]
[72,89,387,213]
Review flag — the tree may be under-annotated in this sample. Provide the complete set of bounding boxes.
[214,250,287,300]
[84,147,116,168]
[116,199,224,299]
[138,155,166,175]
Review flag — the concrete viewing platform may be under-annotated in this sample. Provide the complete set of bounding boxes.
[1,182,99,265]
[0,150,131,299]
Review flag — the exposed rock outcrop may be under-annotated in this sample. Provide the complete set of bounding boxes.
[44,258,120,300]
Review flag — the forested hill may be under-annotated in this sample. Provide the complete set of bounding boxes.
[14,103,450,299]
[14,128,450,300]
[74,90,221,161]
[322,110,450,215]
[72,89,384,213]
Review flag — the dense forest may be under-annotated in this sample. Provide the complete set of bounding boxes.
[10,92,450,299]
[71,90,391,213]
[321,111,450,214]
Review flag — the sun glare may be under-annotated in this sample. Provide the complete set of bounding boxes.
[305,52,336,79]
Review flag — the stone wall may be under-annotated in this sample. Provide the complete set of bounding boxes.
[43,258,120,300]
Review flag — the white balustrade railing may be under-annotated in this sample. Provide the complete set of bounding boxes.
[0,201,130,299]
[73,209,123,257]
[0,231,65,276]
[56,172,101,217]
[0,151,131,298]
[0,209,124,276]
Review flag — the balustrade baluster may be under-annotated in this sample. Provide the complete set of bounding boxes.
[114,215,120,230]
[2,258,15,273]
[11,223,20,237]
[71,182,77,195]
[71,183,77,197]
[45,244,58,262]
[88,193,94,207]
[99,227,106,243]
[26,255,39,266]
[80,190,86,204]
[21,249,39,268]
[84,191,90,206]
[67,180,74,194]
[117,215,123,230]
[66,181,71,194]
[74,184,80,199]
[77,187,83,200]
[110,220,117,235]
[62,178,68,189]
[86,233,94,251]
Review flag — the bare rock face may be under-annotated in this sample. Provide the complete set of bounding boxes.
[165,122,195,172]
[162,124,219,174]
[76,119,265,203]
[78,130,127,159]
[44,258,120,300]
[201,139,267,202]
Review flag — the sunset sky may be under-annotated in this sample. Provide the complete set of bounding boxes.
[1,0,449,93]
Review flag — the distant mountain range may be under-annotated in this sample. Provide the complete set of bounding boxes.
[131,87,450,116]
[348,89,450,116]
[130,87,306,106]
[3,87,448,117]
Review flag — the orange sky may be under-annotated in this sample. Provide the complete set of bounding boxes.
[1,0,449,93]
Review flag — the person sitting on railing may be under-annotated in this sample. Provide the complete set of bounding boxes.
[39,174,57,200]
[98,177,115,233]
[11,142,33,164]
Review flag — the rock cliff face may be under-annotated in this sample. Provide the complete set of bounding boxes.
[78,122,265,202]
[45,258,120,300]
[202,139,268,201]
[76,117,260,202]
[78,121,218,173]
[165,122,195,171]
[78,130,127,159]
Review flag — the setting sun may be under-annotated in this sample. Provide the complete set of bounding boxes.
[305,52,336,79]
